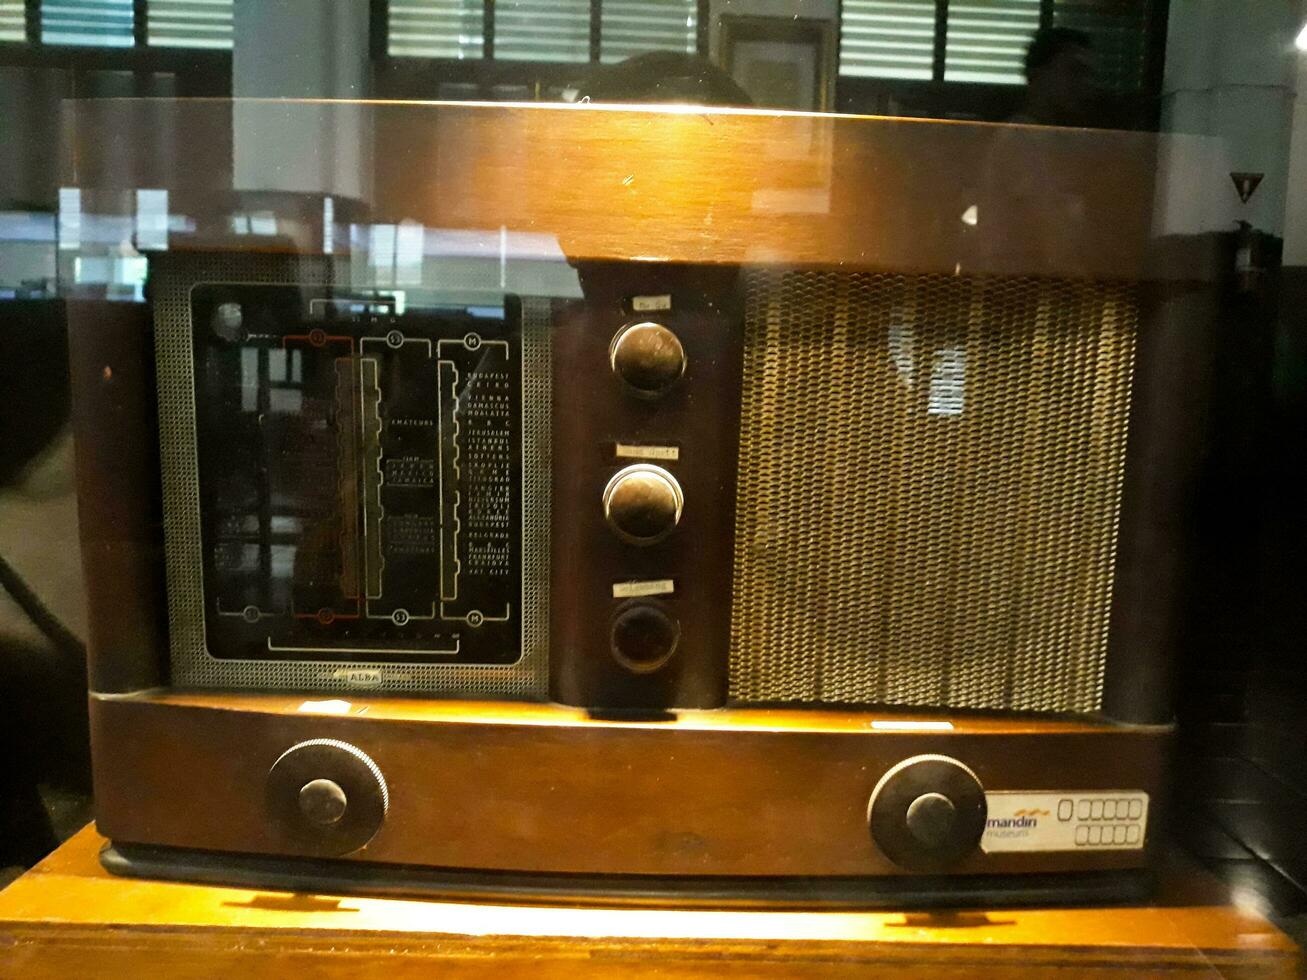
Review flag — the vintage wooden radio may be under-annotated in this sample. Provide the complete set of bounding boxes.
[66,100,1214,905]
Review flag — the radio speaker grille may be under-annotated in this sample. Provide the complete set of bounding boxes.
[729,270,1138,714]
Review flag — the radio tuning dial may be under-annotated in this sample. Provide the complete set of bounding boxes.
[603,464,683,544]
[610,321,686,396]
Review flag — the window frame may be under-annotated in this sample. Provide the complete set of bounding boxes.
[0,0,229,88]
[373,0,710,68]
[0,0,1171,125]
[838,0,1050,86]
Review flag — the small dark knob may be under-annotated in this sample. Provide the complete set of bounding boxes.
[610,602,680,673]
[211,302,244,342]
[603,464,683,544]
[867,755,986,871]
[610,321,686,396]
[905,792,956,848]
[266,739,388,857]
[299,778,348,826]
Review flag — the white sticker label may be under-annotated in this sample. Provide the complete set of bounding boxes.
[612,579,675,598]
[869,719,954,732]
[616,443,680,461]
[296,699,353,715]
[632,294,672,312]
[981,791,1149,853]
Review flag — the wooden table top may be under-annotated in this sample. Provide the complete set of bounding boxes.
[0,826,1299,978]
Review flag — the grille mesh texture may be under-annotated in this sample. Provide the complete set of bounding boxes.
[728,270,1138,713]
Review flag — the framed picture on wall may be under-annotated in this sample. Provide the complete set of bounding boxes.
[718,15,837,113]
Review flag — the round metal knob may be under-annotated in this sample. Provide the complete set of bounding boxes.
[266,739,388,857]
[602,464,683,544]
[610,602,680,673]
[298,778,348,826]
[610,321,686,396]
[867,755,986,871]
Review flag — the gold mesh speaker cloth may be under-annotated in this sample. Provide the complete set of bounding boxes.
[729,270,1138,713]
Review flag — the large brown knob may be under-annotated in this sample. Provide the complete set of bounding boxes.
[610,321,686,396]
[602,464,683,544]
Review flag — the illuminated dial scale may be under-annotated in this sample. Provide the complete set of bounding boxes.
[191,286,524,668]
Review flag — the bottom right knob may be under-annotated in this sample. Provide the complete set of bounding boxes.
[867,754,987,871]
[609,601,680,674]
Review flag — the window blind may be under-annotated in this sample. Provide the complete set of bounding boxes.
[600,0,696,64]
[41,0,134,47]
[495,0,590,62]
[1054,0,1148,93]
[0,0,24,41]
[388,0,484,58]
[147,0,233,49]
[944,0,1041,84]
[839,0,936,80]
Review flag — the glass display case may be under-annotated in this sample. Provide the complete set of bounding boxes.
[47,96,1217,905]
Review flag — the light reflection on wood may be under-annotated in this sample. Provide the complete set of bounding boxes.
[64,101,1174,280]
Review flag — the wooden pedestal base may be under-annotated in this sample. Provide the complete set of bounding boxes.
[0,826,1298,978]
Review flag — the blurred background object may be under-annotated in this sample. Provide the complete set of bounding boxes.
[0,296,91,883]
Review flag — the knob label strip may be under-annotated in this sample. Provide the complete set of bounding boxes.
[980,791,1149,853]
[615,443,680,462]
[612,579,676,598]
[631,294,672,312]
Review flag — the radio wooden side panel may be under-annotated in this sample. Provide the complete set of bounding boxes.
[66,300,169,693]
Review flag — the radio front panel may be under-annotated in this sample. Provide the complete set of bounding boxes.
[150,253,1162,719]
